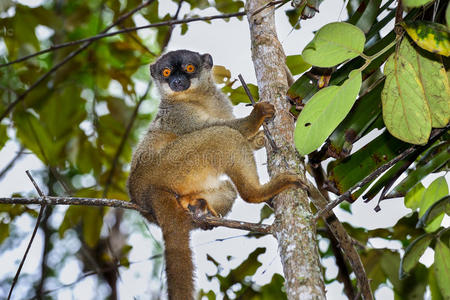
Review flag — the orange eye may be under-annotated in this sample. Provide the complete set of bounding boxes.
[162,68,171,77]
[185,64,195,73]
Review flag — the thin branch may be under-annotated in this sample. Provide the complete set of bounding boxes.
[0,146,24,180]
[0,11,245,69]
[314,125,450,219]
[237,74,279,151]
[0,196,271,234]
[7,171,46,300]
[0,0,156,122]
[103,82,151,197]
[307,165,371,299]
[191,215,272,234]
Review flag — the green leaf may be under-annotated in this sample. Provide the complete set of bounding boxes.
[59,206,84,238]
[399,233,434,278]
[295,70,362,155]
[446,2,450,27]
[348,0,382,33]
[419,177,448,232]
[285,55,311,76]
[429,264,444,300]
[403,0,434,7]
[382,39,433,144]
[222,84,258,105]
[405,183,426,211]
[83,207,103,248]
[434,240,450,298]
[328,78,383,157]
[259,205,273,223]
[401,21,450,57]
[0,222,9,245]
[302,22,366,67]
[417,195,450,228]
[0,124,7,151]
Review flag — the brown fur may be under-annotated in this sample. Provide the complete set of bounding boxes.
[127,50,300,299]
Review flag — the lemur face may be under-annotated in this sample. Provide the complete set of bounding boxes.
[150,50,213,92]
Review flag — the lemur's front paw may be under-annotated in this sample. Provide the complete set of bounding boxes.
[253,102,275,121]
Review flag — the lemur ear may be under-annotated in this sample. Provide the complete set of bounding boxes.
[201,54,213,69]
[150,63,156,78]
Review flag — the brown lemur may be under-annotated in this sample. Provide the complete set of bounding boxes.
[127,50,301,299]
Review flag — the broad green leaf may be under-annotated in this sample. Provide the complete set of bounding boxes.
[434,240,450,298]
[83,207,103,248]
[417,196,450,228]
[411,50,450,128]
[295,70,362,155]
[0,222,9,245]
[59,206,84,238]
[382,39,433,144]
[405,183,426,211]
[328,78,383,157]
[222,84,258,105]
[403,0,434,7]
[286,55,311,76]
[447,2,450,27]
[0,124,7,151]
[429,264,444,300]
[302,22,366,67]
[401,21,450,56]
[419,177,448,232]
[13,111,64,164]
[400,233,433,278]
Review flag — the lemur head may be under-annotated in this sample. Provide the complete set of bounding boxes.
[150,50,214,100]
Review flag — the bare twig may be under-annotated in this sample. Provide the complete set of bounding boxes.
[0,146,24,180]
[0,196,271,234]
[314,125,450,219]
[237,74,279,151]
[308,164,368,299]
[7,171,47,300]
[0,0,156,122]
[250,0,285,16]
[191,215,272,234]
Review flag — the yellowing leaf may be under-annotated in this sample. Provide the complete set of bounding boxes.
[295,70,362,155]
[401,21,450,57]
[212,65,231,84]
[302,22,366,67]
[382,39,433,144]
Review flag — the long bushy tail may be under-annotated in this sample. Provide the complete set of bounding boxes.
[148,189,194,300]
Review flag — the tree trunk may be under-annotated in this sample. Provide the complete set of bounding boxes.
[245,1,326,299]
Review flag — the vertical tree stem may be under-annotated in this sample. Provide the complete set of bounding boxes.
[245,1,326,298]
